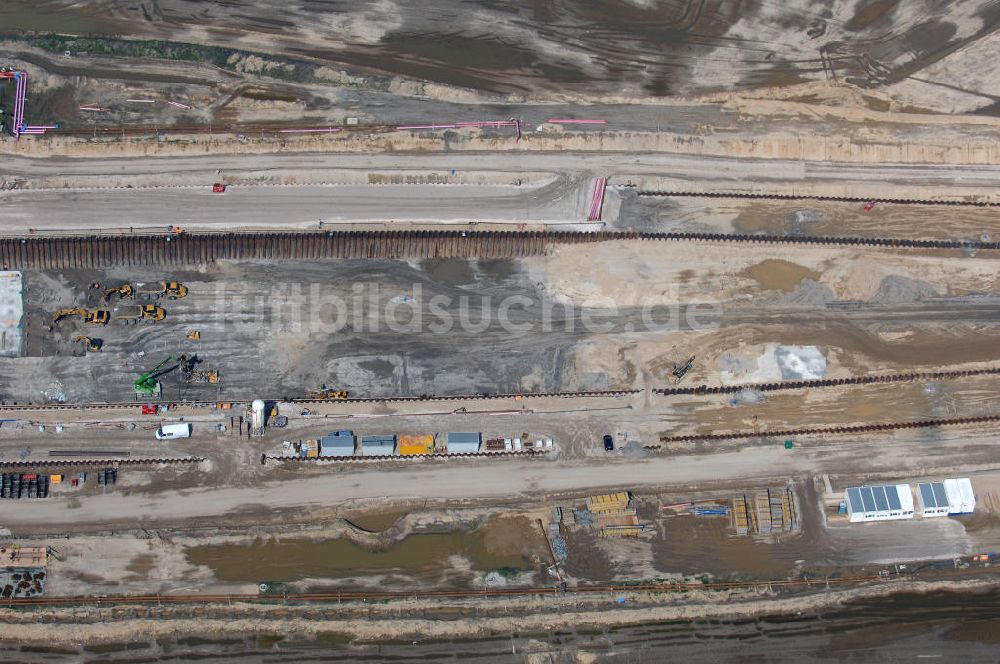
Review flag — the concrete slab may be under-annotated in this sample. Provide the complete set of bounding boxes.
[0,271,23,357]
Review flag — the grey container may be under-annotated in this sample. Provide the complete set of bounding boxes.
[360,434,396,457]
[445,431,481,454]
[320,430,356,456]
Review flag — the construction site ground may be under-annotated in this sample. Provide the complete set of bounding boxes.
[2,236,998,403]
[3,4,1000,655]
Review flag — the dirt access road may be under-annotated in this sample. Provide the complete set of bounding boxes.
[0,178,589,232]
[4,424,998,531]
[4,152,1000,212]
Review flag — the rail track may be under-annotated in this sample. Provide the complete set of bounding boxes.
[3,573,886,608]
[0,229,995,269]
[658,414,1000,443]
[0,366,995,412]
[636,189,1000,207]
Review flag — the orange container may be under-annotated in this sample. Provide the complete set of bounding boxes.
[399,434,435,456]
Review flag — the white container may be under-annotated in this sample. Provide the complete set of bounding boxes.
[514,438,522,451]
[155,423,192,440]
[943,479,963,515]
[545,438,553,448]
[895,484,914,518]
[504,439,513,451]
[957,478,976,513]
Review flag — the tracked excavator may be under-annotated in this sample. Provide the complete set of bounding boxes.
[53,308,110,325]
[133,354,185,396]
[670,356,695,384]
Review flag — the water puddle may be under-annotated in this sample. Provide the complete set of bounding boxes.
[186,531,534,583]
[744,259,820,292]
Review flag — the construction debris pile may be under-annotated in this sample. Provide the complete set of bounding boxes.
[555,491,652,540]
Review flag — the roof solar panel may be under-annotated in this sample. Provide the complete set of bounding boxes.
[861,487,876,512]
[847,487,864,513]
[919,483,935,508]
[932,482,949,508]
[872,486,889,511]
[886,486,901,510]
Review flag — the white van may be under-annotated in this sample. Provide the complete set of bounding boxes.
[155,423,192,440]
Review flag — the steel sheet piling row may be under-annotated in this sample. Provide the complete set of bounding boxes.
[0,229,992,269]
[659,414,1000,443]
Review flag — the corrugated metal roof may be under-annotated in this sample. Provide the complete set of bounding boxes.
[360,435,396,445]
[446,432,481,445]
[896,485,914,512]
[321,431,355,447]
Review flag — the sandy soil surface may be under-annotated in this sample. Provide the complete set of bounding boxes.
[615,191,1000,240]
[5,0,1000,109]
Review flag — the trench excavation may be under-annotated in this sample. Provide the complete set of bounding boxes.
[0,229,997,269]
[0,366,995,410]
[658,414,1000,443]
[636,189,1000,207]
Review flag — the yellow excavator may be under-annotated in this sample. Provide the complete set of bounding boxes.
[307,385,349,400]
[137,280,188,300]
[73,335,103,352]
[53,308,110,325]
[103,283,133,303]
[115,304,166,324]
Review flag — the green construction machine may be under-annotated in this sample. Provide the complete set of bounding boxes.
[133,355,184,396]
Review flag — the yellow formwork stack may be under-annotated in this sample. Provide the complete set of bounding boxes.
[587,492,630,514]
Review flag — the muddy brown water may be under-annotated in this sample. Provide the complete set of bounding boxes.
[6,587,1000,661]
[186,532,535,584]
[346,509,409,533]
[744,259,821,293]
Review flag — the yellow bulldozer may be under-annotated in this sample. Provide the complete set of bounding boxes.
[103,283,133,303]
[115,304,166,324]
[138,280,188,300]
[53,308,110,326]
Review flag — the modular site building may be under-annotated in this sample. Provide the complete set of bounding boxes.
[360,435,396,457]
[917,482,951,517]
[844,485,914,523]
[944,479,963,515]
[445,432,481,454]
[958,478,976,513]
[320,430,355,456]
